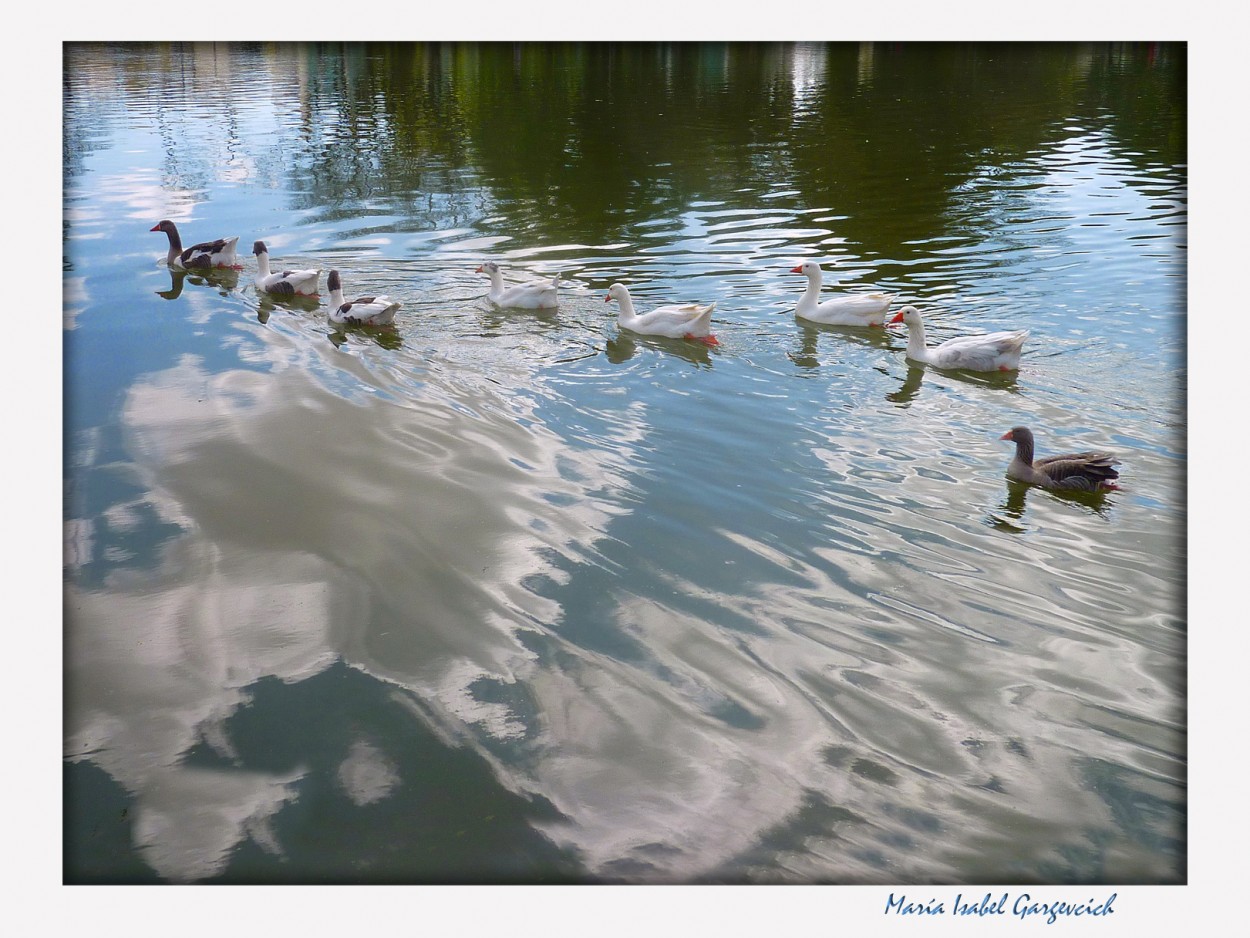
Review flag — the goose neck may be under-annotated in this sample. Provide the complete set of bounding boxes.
[162,228,183,266]
[614,290,637,321]
[1013,433,1035,467]
[905,318,929,358]
[796,270,822,312]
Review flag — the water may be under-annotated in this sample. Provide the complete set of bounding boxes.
[63,42,1185,884]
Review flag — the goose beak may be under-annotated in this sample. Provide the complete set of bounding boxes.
[604,294,612,303]
[1000,430,1014,441]
[475,265,483,273]
[149,223,161,232]
[789,265,803,273]
[889,311,904,324]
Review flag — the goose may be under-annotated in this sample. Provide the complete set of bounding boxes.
[789,261,895,326]
[326,270,401,326]
[889,306,1027,372]
[477,261,561,309]
[1001,426,1121,492]
[252,241,320,297]
[604,283,718,345]
[150,219,240,270]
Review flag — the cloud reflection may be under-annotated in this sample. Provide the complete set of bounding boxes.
[64,535,342,879]
[66,316,917,881]
[337,738,400,806]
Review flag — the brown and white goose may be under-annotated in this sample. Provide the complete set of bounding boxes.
[151,219,240,270]
[1001,426,1120,492]
[252,241,320,297]
[326,270,400,326]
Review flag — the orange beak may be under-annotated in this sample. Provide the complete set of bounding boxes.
[889,311,904,324]
[149,223,161,232]
[789,265,803,273]
[604,294,612,303]
[1000,430,1014,441]
[475,265,483,273]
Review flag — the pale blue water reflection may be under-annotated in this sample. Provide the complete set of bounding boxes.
[64,42,1184,884]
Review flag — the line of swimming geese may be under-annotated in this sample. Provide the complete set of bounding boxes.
[151,219,1123,494]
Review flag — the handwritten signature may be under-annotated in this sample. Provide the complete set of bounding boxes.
[885,891,1117,924]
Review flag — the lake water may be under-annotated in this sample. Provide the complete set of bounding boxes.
[63,41,1185,885]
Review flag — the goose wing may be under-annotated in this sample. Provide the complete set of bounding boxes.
[1035,451,1120,490]
[931,330,1028,369]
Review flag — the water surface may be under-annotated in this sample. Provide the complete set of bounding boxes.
[63,41,1185,884]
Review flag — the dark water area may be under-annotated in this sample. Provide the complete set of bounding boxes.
[63,41,1185,885]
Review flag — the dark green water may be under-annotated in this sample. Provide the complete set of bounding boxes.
[64,42,1185,884]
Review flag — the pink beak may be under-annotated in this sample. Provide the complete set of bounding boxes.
[604,294,612,303]
[1000,430,1014,441]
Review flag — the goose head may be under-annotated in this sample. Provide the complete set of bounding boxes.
[252,240,269,257]
[789,261,822,276]
[1000,426,1035,465]
[327,270,342,293]
[889,305,922,327]
[150,219,178,235]
[604,283,629,304]
[476,261,499,275]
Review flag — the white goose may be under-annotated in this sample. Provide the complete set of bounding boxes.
[477,261,561,309]
[151,219,240,270]
[790,260,895,326]
[326,270,401,326]
[252,241,321,297]
[889,305,1028,372]
[605,283,718,345]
